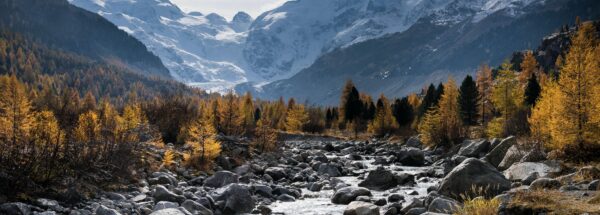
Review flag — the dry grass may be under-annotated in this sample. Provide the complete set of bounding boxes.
[453,197,500,215]
[509,190,600,214]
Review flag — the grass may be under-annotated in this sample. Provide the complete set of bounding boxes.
[509,190,600,214]
[453,197,500,215]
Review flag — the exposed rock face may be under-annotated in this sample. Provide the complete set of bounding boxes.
[203,171,239,188]
[438,158,511,198]
[484,136,517,168]
[457,139,490,158]
[343,201,380,215]
[332,187,373,204]
[210,184,255,214]
[503,161,562,181]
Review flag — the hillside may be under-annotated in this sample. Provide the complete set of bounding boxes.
[0,0,170,78]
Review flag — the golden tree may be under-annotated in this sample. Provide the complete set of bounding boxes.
[519,51,539,84]
[489,62,523,137]
[438,77,462,143]
[121,103,148,143]
[217,92,243,136]
[476,64,494,126]
[183,105,221,168]
[418,108,442,147]
[253,118,278,153]
[368,94,398,137]
[240,92,255,135]
[0,75,34,147]
[285,103,309,133]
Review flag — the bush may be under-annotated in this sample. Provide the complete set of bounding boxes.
[454,197,500,215]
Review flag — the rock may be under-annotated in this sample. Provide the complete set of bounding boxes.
[105,192,126,201]
[589,180,599,190]
[308,182,324,191]
[374,199,387,206]
[332,187,373,204]
[427,197,460,213]
[458,139,490,158]
[405,207,426,215]
[265,167,287,181]
[181,200,212,215]
[149,173,177,186]
[438,158,510,198]
[153,201,179,211]
[343,201,380,215]
[384,207,397,215]
[503,161,562,181]
[211,184,255,214]
[204,171,239,188]
[0,203,33,215]
[522,172,539,185]
[149,208,186,215]
[498,145,526,170]
[277,194,296,202]
[520,149,546,163]
[396,147,425,166]
[252,185,273,198]
[405,136,423,149]
[131,194,148,202]
[483,136,516,168]
[153,185,186,203]
[358,167,399,191]
[95,205,121,215]
[318,163,342,177]
[529,178,561,190]
[387,194,404,202]
[401,198,424,214]
[35,198,66,212]
[234,165,252,176]
[356,196,371,202]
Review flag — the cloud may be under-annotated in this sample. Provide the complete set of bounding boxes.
[171,0,288,20]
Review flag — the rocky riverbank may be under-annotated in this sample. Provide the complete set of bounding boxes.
[2,135,600,215]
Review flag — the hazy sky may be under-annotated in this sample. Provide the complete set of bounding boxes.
[171,0,288,20]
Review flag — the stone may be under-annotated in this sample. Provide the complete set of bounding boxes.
[181,200,212,215]
[105,192,126,201]
[457,139,490,158]
[503,161,561,181]
[211,184,255,214]
[277,194,296,202]
[589,180,600,190]
[384,207,397,215]
[522,172,539,185]
[252,185,273,198]
[0,203,33,215]
[405,136,423,149]
[203,171,239,188]
[308,182,324,192]
[265,167,287,181]
[95,205,121,215]
[149,208,186,215]
[343,201,380,215]
[149,173,177,186]
[35,198,66,212]
[427,197,460,213]
[520,149,547,163]
[483,136,516,168]
[387,194,404,202]
[529,178,561,190]
[438,158,510,198]
[396,147,425,166]
[153,201,179,211]
[358,167,400,191]
[153,185,186,203]
[318,163,342,177]
[332,187,373,204]
[374,198,387,206]
[498,145,526,170]
[405,207,426,215]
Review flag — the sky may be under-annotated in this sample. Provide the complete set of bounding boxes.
[171,0,288,21]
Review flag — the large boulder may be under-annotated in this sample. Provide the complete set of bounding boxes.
[211,184,255,214]
[405,136,423,149]
[0,203,33,215]
[149,208,186,215]
[529,178,561,190]
[318,163,342,177]
[343,201,380,215]
[438,158,510,198]
[204,171,239,188]
[153,185,186,203]
[332,187,372,204]
[358,167,413,191]
[483,136,516,168]
[95,205,122,215]
[396,147,425,166]
[503,161,561,181]
[457,139,490,158]
[264,167,287,181]
[497,145,526,170]
[427,197,460,213]
[181,200,213,215]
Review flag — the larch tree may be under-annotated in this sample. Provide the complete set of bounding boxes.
[340,80,362,123]
[418,108,442,147]
[183,105,221,167]
[459,75,480,125]
[489,62,523,137]
[240,92,255,135]
[519,51,539,85]
[253,117,278,153]
[285,103,309,133]
[368,94,398,137]
[218,92,243,136]
[476,64,494,126]
[0,75,34,150]
[438,77,462,143]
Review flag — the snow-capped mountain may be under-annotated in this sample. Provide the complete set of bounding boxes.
[68,0,254,92]
[69,0,541,94]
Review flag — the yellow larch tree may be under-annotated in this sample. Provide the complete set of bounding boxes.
[368,94,398,137]
[0,75,34,149]
[285,102,309,133]
[217,92,243,136]
[437,77,462,143]
[476,64,494,126]
[488,62,524,137]
[519,51,539,84]
[253,117,279,153]
[183,104,221,168]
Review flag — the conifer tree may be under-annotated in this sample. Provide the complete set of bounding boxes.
[524,73,541,106]
[368,94,398,137]
[419,84,437,116]
[240,92,255,135]
[82,91,97,113]
[438,77,462,143]
[476,64,494,126]
[392,97,414,127]
[217,92,243,136]
[489,62,524,137]
[285,103,309,133]
[340,80,362,123]
[183,105,221,167]
[459,75,480,125]
[519,51,539,84]
[253,118,278,153]
[418,108,442,147]
[0,75,34,150]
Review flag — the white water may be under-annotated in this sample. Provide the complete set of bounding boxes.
[270,154,442,215]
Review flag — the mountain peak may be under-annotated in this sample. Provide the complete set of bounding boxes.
[232,11,252,23]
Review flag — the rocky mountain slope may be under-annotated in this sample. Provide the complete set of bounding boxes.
[257,0,600,104]
[0,0,170,78]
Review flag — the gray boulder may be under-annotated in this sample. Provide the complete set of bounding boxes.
[277,194,296,202]
[522,172,539,185]
[529,178,561,190]
[95,205,122,215]
[204,171,239,188]
[149,208,186,215]
[483,136,516,168]
[405,136,423,149]
[0,203,33,215]
[520,149,547,163]
[396,147,425,166]
[458,139,490,158]
[503,161,561,181]
[211,184,255,214]
[318,163,342,177]
[427,197,460,213]
[332,187,373,204]
[358,167,398,191]
[153,201,179,211]
[181,200,212,215]
[265,167,287,181]
[153,185,186,203]
[343,201,380,215]
[438,158,510,198]
[497,145,526,170]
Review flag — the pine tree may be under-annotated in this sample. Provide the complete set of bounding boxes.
[476,64,494,126]
[368,94,398,137]
[392,97,414,127]
[240,92,255,135]
[524,73,541,106]
[419,84,437,116]
[434,83,445,106]
[459,75,480,125]
[340,80,362,123]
